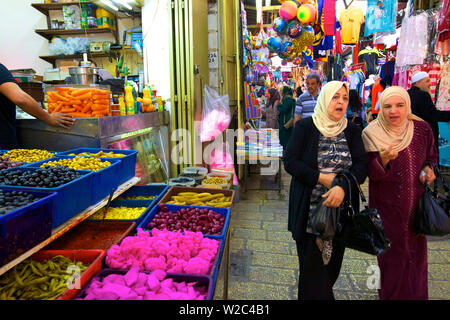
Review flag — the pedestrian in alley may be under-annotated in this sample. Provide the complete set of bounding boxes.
[362,86,437,300]
[264,88,280,129]
[277,86,296,150]
[284,81,367,300]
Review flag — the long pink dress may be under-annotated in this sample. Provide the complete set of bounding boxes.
[367,120,438,300]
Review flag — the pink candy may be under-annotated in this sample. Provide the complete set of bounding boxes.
[80,267,207,300]
[105,228,220,275]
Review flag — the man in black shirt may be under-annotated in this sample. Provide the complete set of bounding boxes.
[408,71,450,157]
[0,63,75,149]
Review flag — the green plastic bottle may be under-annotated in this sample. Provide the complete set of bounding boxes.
[124,86,135,115]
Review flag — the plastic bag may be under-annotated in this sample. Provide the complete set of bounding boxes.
[310,199,340,241]
[200,85,230,142]
[209,142,238,185]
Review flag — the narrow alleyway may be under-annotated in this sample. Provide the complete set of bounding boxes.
[214,166,450,300]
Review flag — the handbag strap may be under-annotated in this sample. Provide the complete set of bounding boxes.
[338,170,368,204]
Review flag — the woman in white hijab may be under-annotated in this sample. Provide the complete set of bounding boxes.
[362,86,437,300]
[284,81,368,300]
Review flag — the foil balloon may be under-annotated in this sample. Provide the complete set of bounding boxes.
[280,41,294,54]
[297,4,316,24]
[244,35,252,49]
[293,56,302,65]
[279,1,299,21]
[273,17,287,34]
[291,26,314,52]
[267,36,282,51]
[286,20,303,39]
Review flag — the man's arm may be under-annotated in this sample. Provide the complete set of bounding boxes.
[0,82,75,129]
[416,90,450,123]
[294,97,303,124]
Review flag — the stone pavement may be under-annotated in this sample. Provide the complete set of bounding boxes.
[213,166,450,300]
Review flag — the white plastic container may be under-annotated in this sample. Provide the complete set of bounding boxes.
[182,166,208,178]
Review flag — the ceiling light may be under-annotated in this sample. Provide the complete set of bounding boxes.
[114,0,133,10]
[100,0,118,11]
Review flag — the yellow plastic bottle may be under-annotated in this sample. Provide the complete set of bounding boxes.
[118,95,127,116]
[124,86,135,115]
[142,86,153,112]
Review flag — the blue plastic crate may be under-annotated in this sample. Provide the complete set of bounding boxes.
[0,187,57,266]
[74,269,214,300]
[58,148,138,184]
[26,155,122,205]
[137,204,230,240]
[88,199,152,225]
[0,167,94,229]
[114,184,169,208]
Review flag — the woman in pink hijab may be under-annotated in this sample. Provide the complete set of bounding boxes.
[362,86,438,300]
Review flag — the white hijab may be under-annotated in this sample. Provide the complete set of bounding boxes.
[312,81,349,138]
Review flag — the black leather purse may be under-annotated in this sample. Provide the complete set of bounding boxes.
[336,171,391,256]
[415,162,450,236]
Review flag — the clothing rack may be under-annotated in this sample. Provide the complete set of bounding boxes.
[350,62,366,77]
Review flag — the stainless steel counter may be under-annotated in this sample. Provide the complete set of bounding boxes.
[16,111,171,183]
[17,111,170,151]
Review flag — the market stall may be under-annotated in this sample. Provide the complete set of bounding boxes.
[0,147,234,300]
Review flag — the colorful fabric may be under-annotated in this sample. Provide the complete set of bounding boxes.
[364,0,396,36]
[436,62,450,111]
[339,6,365,44]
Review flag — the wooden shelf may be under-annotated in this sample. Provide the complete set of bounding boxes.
[39,48,137,65]
[35,27,116,41]
[31,1,141,18]
[0,176,140,276]
[32,2,114,17]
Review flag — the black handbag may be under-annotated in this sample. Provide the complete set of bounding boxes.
[310,198,340,241]
[336,171,391,256]
[415,162,450,236]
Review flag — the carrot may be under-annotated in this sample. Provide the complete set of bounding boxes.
[53,92,70,102]
[71,88,91,97]
[81,104,91,113]
[62,100,82,106]
[70,112,91,117]
[92,104,109,111]
[55,87,71,93]
[53,105,62,113]
[92,111,108,117]
[93,99,110,105]
[72,104,83,112]
[74,92,92,101]
[61,108,76,113]
[92,94,110,101]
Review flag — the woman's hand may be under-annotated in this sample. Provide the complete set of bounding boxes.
[419,165,436,185]
[322,186,345,208]
[48,113,76,129]
[318,173,336,189]
[379,144,398,168]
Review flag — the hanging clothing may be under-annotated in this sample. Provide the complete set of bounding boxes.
[420,63,442,103]
[364,0,397,36]
[436,62,450,111]
[339,6,365,45]
[436,0,450,43]
[334,29,343,54]
[332,53,345,81]
[379,60,395,86]
[323,0,336,35]
[396,13,429,67]
[371,79,384,114]
[358,47,381,76]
